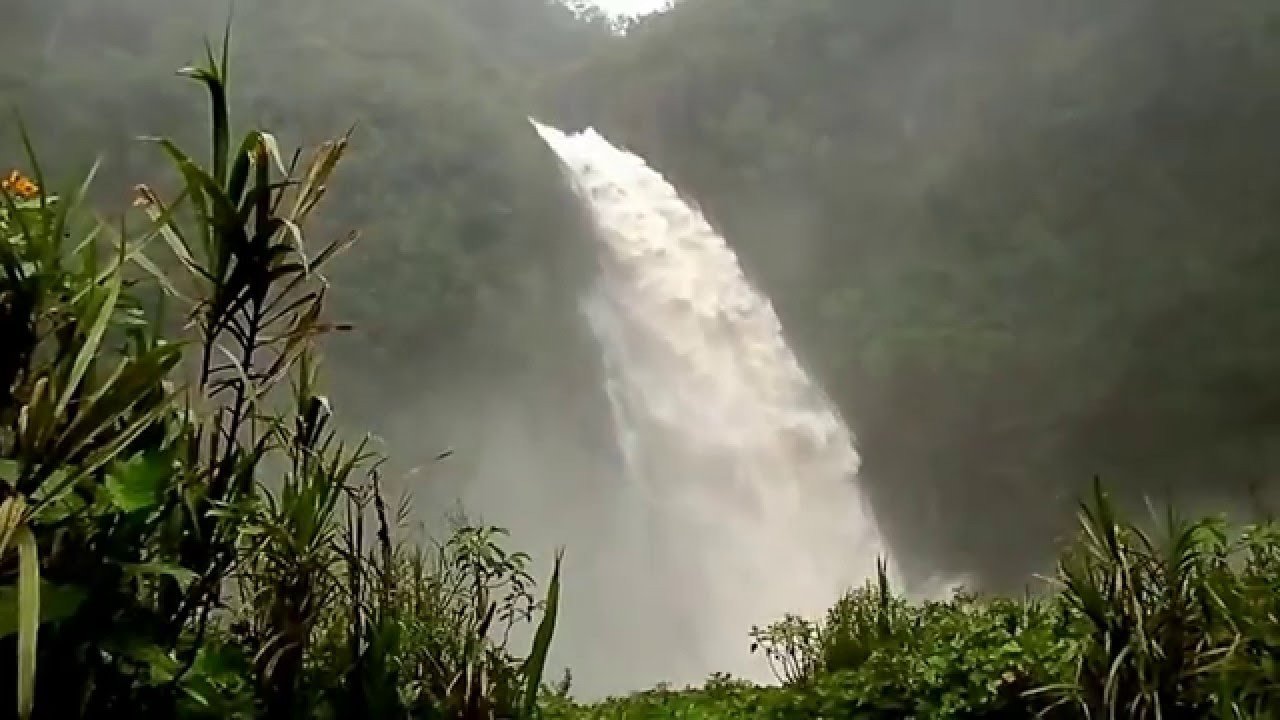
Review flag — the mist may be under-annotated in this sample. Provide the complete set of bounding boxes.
[3,0,1279,699]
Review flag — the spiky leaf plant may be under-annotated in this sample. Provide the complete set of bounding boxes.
[0,26,358,717]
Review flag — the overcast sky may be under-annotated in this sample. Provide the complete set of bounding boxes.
[591,0,670,16]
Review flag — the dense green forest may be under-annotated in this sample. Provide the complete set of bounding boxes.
[2,0,1280,716]
[1,0,605,388]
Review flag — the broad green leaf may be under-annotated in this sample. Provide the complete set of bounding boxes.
[32,490,86,525]
[103,636,181,686]
[0,460,19,489]
[105,451,172,512]
[38,343,181,490]
[0,581,87,638]
[55,399,173,501]
[192,641,251,679]
[123,562,199,591]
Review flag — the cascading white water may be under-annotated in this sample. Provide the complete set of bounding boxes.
[532,120,892,689]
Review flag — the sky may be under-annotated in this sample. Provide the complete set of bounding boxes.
[590,0,670,16]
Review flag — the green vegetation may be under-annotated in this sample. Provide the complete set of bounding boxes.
[0,0,612,442]
[9,81,1278,712]
[0,2,621,626]
[548,485,1280,719]
[0,43,562,718]
[8,0,1279,591]
[4,2,1280,718]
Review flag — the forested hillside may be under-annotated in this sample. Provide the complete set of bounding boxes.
[0,0,625,529]
[2,0,606,396]
[540,0,1280,587]
[4,0,1280,619]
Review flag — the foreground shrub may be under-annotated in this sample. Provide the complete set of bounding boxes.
[0,35,561,719]
[743,567,1071,718]
[551,485,1280,720]
[1048,481,1280,719]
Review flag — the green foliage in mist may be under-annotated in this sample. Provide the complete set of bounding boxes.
[0,44,563,718]
[548,484,1280,719]
[0,0,607,421]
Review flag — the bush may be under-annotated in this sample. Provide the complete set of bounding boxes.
[552,484,1280,720]
[1048,481,1280,719]
[742,562,1071,719]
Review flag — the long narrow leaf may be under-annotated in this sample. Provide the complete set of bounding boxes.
[50,400,174,506]
[145,137,219,265]
[133,183,210,282]
[522,549,563,719]
[16,525,38,720]
[0,497,26,565]
[54,268,121,421]
[46,159,100,265]
[178,63,229,187]
[15,116,48,219]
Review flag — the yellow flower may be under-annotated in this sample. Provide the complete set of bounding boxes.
[2,170,40,200]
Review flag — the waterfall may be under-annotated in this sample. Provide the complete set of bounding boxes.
[532,120,892,691]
